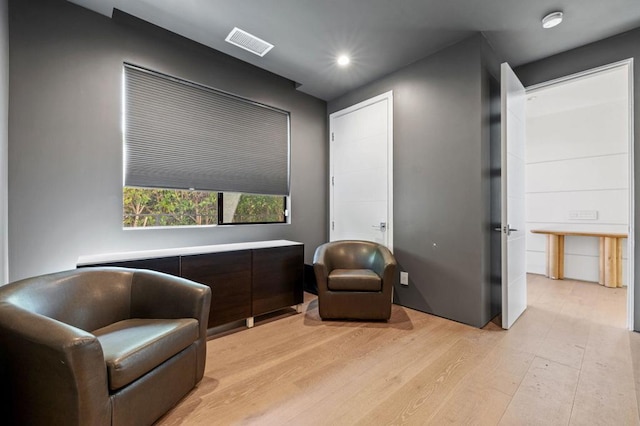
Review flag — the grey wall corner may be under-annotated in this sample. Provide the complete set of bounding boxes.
[0,0,8,284]
[480,33,503,81]
[479,36,502,326]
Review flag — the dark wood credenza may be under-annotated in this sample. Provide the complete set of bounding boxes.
[77,240,304,329]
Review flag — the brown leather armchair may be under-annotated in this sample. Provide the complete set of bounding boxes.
[0,267,211,426]
[313,240,397,320]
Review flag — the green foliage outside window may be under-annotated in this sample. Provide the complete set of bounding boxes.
[223,193,286,224]
[123,188,285,227]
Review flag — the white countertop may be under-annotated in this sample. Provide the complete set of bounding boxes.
[77,240,303,266]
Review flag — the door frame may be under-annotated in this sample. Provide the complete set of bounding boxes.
[526,59,635,330]
[328,91,394,251]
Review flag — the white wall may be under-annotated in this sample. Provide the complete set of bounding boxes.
[526,66,630,284]
[0,0,8,284]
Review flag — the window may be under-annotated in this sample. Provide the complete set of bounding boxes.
[122,64,290,227]
[123,188,286,228]
[220,193,286,224]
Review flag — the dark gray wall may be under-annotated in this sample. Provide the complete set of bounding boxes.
[515,27,640,332]
[328,35,499,328]
[8,0,327,281]
[481,37,503,324]
[0,0,6,284]
[488,75,502,320]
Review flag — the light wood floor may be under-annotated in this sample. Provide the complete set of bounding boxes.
[158,274,640,425]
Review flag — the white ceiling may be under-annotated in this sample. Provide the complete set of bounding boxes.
[67,0,640,101]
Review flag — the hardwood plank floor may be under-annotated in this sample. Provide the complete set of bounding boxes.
[157,274,640,425]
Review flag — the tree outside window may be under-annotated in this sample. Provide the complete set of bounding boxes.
[123,188,285,227]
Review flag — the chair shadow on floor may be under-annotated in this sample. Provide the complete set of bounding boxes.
[303,299,414,331]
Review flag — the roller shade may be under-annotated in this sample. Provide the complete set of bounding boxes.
[123,64,290,195]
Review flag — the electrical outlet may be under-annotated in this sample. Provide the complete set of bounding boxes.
[569,210,598,220]
[400,271,409,286]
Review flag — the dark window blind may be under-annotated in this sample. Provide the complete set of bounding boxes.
[123,64,290,195]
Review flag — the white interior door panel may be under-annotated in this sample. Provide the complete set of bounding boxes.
[329,92,393,250]
[501,63,527,329]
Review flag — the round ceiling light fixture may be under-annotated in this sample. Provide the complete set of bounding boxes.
[337,55,350,67]
[542,11,563,29]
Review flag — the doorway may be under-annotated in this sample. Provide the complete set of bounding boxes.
[524,60,634,329]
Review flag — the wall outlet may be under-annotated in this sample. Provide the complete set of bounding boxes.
[569,210,598,220]
[400,271,409,286]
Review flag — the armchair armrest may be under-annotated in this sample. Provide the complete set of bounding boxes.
[372,246,397,293]
[0,303,110,425]
[130,270,211,335]
[131,270,211,325]
[312,243,332,293]
[129,269,212,382]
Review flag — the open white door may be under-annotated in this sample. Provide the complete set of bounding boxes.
[501,63,527,329]
[329,91,393,250]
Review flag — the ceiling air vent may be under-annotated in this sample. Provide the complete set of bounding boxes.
[225,27,274,57]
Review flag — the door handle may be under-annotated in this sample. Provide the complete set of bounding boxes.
[495,225,518,235]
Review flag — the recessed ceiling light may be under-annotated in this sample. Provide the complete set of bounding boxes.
[337,55,350,67]
[542,11,563,29]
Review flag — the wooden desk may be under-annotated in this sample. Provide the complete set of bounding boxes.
[530,230,627,288]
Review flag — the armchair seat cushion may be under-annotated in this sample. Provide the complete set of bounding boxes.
[328,269,381,292]
[94,318,199,391]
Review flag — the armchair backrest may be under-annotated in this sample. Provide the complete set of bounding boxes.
[1,268,134,332]
[315,240,394,276]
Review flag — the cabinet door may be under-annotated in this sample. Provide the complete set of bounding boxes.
[79,257,180,276]
[252,245,304,316]
[181,251,252,327]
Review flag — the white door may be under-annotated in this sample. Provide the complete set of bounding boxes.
[329,91,393,250]
[501,63,527,329]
